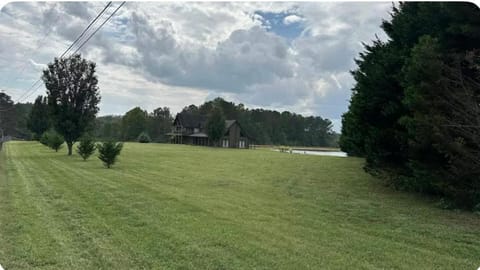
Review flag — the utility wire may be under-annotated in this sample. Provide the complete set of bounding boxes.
[14,2,113,103]
[24,1,124,101]
[60,1,112,58]
[0,1,120,110]
[12,79,42,103]
[71,1,125,55]
[15,81,43,104]
[1,9,63,88]
[8,1,114,106]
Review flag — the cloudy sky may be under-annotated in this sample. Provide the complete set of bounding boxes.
[0,1,394,132]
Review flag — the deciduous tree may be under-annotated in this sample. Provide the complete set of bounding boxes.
[42,54,100,155]
[206,106,225,146]
[122,107,147,141]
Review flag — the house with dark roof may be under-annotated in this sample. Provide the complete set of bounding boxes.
[167,112,251,148]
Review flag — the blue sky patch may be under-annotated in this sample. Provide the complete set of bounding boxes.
[254,11,305,40]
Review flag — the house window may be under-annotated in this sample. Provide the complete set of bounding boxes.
[194,128,199,133]
[222,139,229,148]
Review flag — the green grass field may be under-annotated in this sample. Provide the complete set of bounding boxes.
[1,141,479,269]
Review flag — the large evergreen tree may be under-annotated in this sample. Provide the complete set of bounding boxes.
[340,2,480,208]
[42,54,100,155]
[340,40,408,169]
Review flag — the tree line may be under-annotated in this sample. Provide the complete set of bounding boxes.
[340,2,480,209]
[92,97,338,147]
[182,98,339,147]
[0,92,32,140]
[93,106,173,143]
[3,94,338,148]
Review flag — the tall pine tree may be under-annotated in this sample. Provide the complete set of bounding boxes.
[340,2,480,208]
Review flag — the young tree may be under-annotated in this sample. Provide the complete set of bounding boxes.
[39,131,50,146]
[76,136,96,161]
[206,107,226,146]
[27,95,50,140]
[47,130,64,152]
[97,141,123,168]
[42,54,100,155]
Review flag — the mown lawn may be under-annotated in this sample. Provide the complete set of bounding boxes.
[0,141,479,269]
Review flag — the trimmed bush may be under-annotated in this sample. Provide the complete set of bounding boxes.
[97,141,123,168]
[76,136,96,161]
[137,132,151,143]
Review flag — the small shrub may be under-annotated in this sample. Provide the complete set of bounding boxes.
[97,141,123,168]
[47,131,64,152]
[137,132,151,143]
[40,130,64,151]
[76,136,96,161]
[39,132,50,146]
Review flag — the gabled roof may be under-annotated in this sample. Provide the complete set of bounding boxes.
[174,113,237,130]
[173,114,253,140]
[174,112,207,128]
[225,120,236,130]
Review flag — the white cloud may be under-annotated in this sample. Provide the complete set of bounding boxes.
[95,63,208,115]
[283,14,304,25]
[0,2,394,132]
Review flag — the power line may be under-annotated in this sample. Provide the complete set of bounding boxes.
[1,9,63,88]
[0,9,60,109]
[12,79,42,104]
[0,79,42,111]
[22,1,124,102]
[71,2,126,55]
[1,1,119,109]
[15,81,43,104]
[14,2,114,103]
[60,1,112,58]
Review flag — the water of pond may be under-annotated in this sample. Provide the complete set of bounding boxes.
[274,149,348,157]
